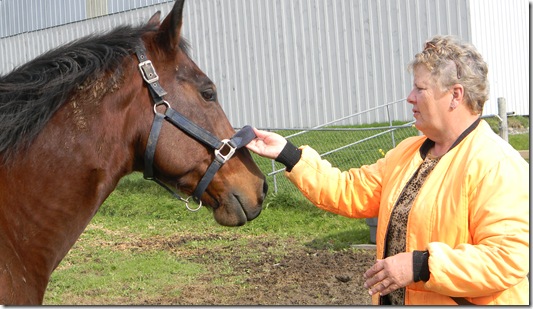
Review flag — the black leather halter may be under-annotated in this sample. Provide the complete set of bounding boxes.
[135,44,256,211]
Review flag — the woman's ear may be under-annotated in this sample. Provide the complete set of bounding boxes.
[452,84,464,100]
[450,84,464,110]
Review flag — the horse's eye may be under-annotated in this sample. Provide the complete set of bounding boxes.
[201,89,216,102]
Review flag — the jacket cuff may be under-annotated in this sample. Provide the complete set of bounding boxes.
[413,250,430,282]
[275,141,302,172]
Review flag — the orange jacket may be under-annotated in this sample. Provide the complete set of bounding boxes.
[286,120,529,305]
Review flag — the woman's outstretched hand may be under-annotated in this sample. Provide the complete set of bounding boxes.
[246,127,287,160]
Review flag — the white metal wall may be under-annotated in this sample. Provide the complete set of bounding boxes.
[0,0,528,128]
[0,0,173,38]
[0,5,171,72]
[468,0,529,116]
[184,0,472,128]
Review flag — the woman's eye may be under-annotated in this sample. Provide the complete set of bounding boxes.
[201,89,216,101]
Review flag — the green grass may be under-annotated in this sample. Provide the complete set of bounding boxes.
[46,248,203,304]
[485,115,530,150]
[44,118,528,304]
[490,115,529,151]
[95,172,368,245]
[45,172,369,304]
[509,133,529,150]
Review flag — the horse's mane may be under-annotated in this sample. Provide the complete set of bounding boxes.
[0,23,159,162]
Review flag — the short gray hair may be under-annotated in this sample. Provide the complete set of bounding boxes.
[408,35,489,114]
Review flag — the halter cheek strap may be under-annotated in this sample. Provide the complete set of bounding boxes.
[135,45,256,211]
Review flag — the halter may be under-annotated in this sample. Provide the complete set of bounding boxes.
[135,44,256,211]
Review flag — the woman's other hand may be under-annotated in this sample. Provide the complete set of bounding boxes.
[363,252,415,296]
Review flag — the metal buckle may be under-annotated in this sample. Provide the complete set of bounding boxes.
[214,139,236,164]
[138,60,160,84]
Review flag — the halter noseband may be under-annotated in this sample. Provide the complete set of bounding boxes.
[135,44,256,211]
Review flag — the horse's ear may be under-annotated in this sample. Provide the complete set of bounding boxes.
[147,11,161,27]
[156,0,185,52]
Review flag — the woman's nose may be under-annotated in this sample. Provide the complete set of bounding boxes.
[406,90,416,105]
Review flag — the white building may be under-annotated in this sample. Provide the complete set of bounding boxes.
[0,0,529,128]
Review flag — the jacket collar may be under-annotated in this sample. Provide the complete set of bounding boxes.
[420,117,482,159]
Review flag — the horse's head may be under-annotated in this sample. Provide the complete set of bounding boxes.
[132,0,267,226]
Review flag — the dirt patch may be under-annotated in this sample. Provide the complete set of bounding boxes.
[104,234,375,305]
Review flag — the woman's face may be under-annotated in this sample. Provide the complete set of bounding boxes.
[407,66,453,137]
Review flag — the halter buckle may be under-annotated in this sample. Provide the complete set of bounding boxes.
[214,139,236,164]
[138,60,160,84]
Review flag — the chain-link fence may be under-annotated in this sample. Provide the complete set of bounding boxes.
[251,100,420,195]
[250,105,512,197]
[247,100,519,244]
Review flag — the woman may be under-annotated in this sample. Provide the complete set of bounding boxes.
[246,35,529,305]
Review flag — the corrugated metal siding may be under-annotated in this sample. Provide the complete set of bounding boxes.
[0,0,173,38]
[183,0,471,127]
[0,0,527,128]
[468,0,529,116]
[0,4,173,71]
[168,0,468,128]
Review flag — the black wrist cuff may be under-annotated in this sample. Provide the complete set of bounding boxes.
[413,250,430,282]
[275,141,302,172]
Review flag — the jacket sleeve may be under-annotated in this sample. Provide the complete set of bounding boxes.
[425,153,530,297]
[285,145,385,218]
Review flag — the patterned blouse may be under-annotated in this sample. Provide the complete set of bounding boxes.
[384,153,442,305]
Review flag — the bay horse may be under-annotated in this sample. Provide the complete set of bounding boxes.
[0,0,267,304]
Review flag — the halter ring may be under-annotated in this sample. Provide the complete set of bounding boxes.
[184,197,203,212]
[153,101,170,115]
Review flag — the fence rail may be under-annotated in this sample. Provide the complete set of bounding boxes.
[252,98,516,195]
[251,99,417,194]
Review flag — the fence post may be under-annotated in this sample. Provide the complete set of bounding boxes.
[498,97,508,142]
[366,218,378,244]
[271,160,279,193]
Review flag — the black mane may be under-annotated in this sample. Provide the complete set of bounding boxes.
[0,23,156,162]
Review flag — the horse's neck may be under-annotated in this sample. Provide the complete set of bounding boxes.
[0,81,142,295]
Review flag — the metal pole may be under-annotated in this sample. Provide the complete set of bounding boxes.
[271,159,278,193]
[498,97,508,142]
[386,104,397,148]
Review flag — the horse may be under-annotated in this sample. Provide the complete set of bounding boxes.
[0,0,267,304]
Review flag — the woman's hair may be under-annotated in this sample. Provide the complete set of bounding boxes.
[409,35,489,114]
